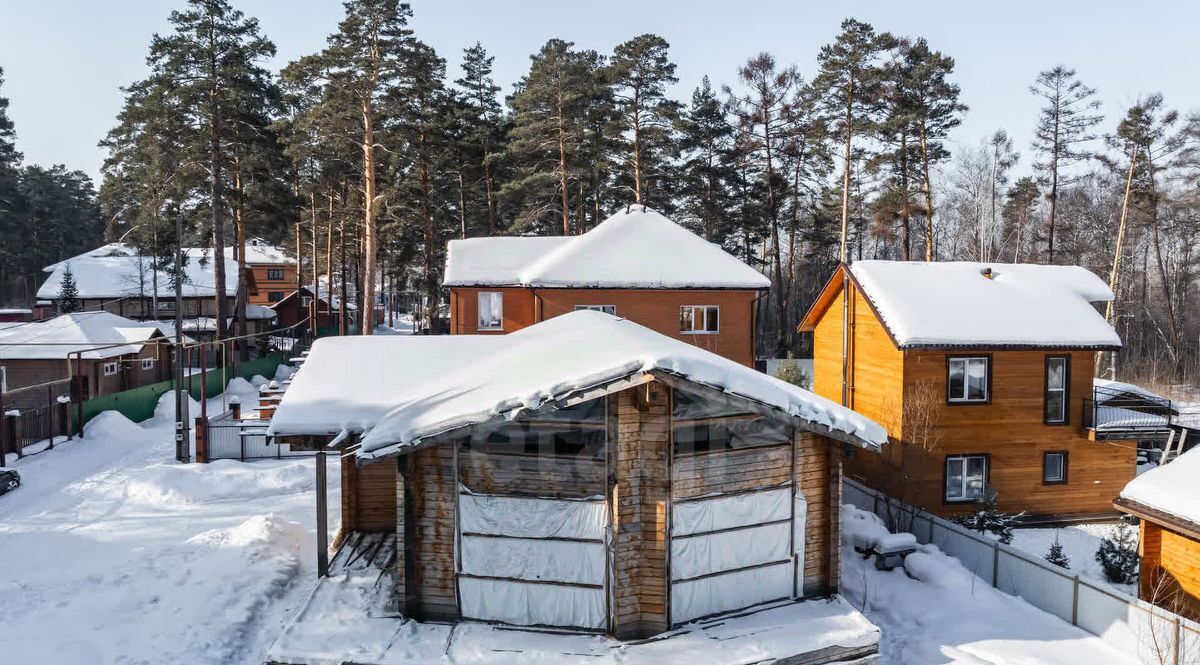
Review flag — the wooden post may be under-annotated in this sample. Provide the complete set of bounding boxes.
[46,386,55,450]
[395,456,407,616]
[194,415,208,463]
[316,450,329,577]
[6,412,19,459]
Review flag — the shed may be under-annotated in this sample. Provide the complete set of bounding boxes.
[269,310,885,641]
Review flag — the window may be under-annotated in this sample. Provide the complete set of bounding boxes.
[945,454,987,502]
[103,361,120,377]
[478,291,503,330]
[301,296,312,308]
[140,358,155,371]
[267,291,285,303]
[575,305,616,315]
[680,305,719,334]
[1043,451,1068,485]
[157,300,176,311]
[672,386,791,455]
[266,268,284,281]
[1044,355,1069,424]
[947,356,989,403]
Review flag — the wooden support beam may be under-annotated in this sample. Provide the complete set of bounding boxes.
[316,449,329,577]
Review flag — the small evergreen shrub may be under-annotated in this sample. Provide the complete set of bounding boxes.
[1045,535,1071,569]
[1095,522,1139,584]
[953,489,1023,544]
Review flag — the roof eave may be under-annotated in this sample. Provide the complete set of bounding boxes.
[1114,496,1200,541]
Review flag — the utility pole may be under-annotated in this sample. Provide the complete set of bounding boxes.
[174,210,190,463]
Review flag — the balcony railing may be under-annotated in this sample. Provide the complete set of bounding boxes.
[1083,385,1174,439]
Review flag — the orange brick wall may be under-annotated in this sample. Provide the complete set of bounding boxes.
[449,287,759,366]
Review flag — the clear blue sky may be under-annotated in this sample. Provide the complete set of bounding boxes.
[2,0,1198,183]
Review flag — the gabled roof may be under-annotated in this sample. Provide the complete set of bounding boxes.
[798,261,1121,350]
[37,254,240,300]
[442,206,770,289]
[43,240,293,273]
[268,310,885,457]
[1118,447,1200,535]
[0,311,163,361]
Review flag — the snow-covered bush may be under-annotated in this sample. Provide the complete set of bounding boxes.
[1045,536,1071,569]
[774,352,811,389]
[953,489,1022,544]
[1095,522,1138,584]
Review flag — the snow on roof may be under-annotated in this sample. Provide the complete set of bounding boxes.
[268,310,886,456]
[0,308,31,314]
[0,311,160,360]
[846,261,1120,349]
[43,240,293,274]
[1120,446,1200,530]
[246,304,277,320]
[37,254,240,300]
[443,206,770,289]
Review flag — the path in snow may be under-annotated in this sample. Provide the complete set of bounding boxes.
[842,506,1137,665]
[0,383,339,665]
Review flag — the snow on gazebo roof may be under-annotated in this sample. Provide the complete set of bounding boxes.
[442,205,770,289]
[268,310,885,456]
[43,239,293,273]
[1120,447,1200,531]
[802,261,1121,350]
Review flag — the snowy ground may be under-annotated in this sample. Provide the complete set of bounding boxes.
[375,313,417,336]
[843,506,1137,665]
[0,375,339,665]
[1008,523,1137,596]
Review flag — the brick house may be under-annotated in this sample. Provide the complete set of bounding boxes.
[442,205,770,366]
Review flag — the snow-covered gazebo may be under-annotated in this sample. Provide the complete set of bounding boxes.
[268,310,885,656]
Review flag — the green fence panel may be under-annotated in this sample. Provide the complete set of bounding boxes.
[79,353,286,427]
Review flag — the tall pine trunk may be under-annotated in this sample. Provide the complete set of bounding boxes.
[360,96,377,336]
[839,88,853,263]
[920,124,935,262]
[556,93,571,235]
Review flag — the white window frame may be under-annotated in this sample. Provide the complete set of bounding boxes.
[477,291,504,331]
[574,305,616,315]
[945,454,987,503]
[680,305,720,335]
[103,361,120,377]
[141,358,155,371]
[947,356,989,403]
[157,300,176,311]
[1045,356,1068,424]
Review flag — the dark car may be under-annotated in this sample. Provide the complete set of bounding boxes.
[0,469,19,495]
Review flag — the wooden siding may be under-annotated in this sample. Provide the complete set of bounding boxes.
[1140,521,1200,621]
[406,445,458,620]
[612,383,670,639]
[796,431,838,595]
[341,459,397,532]
[458,449,604,498]
[671,444,791,500]
[449,287,758,366]
[248,264,296,305]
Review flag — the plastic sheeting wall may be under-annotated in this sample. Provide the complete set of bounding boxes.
[669,487,803,624]
[457,492,607,630]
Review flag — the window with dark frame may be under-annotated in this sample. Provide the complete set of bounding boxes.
[679,305,719,334]
[671,387,792,455]
[267,291,285,303]
[266,268,284,280]
[947,356,989,403]
[1043,451,1068,484]
[945,454,987,502]
[1044,355,1069,424]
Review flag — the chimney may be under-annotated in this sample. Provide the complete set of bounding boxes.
[982,267,993,280]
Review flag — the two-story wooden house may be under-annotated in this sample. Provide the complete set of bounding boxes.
[798,260,1147,519]
[238,239,297,306]
[442,205,770,366]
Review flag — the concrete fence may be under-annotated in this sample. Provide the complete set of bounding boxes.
[843,477,1200,665]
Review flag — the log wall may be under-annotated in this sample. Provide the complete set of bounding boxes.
[1140,520,1200,621]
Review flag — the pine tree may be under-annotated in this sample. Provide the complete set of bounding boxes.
[1002,176,1040,262]
[981,129,1018,261]
[1030,66,1103,263]
[678,77,736,244]
[58,263,81,314]
[1096,522,1139,584]
[897,38,964,261]
[283,0,417,336]
[813,19,893,262]
[610,34,680,208]
[454,43,505,235]
[0,67,27,304]
[505,39,604,235]
[1045,535,1071,568]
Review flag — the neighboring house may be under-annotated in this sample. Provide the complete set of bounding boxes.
[442,205,770,366]
[269,311,885,649]
[0,312,174,409]
[798,261,1145,519]
[38,252,247,321]
[238,238,297,306]
[0,309,32,323]
[1115,448,1200,620]
[271,285,353,331]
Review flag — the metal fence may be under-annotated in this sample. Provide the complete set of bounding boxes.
[843,478,1200,665]
[0,380,73,464]
[203,411,312,461]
